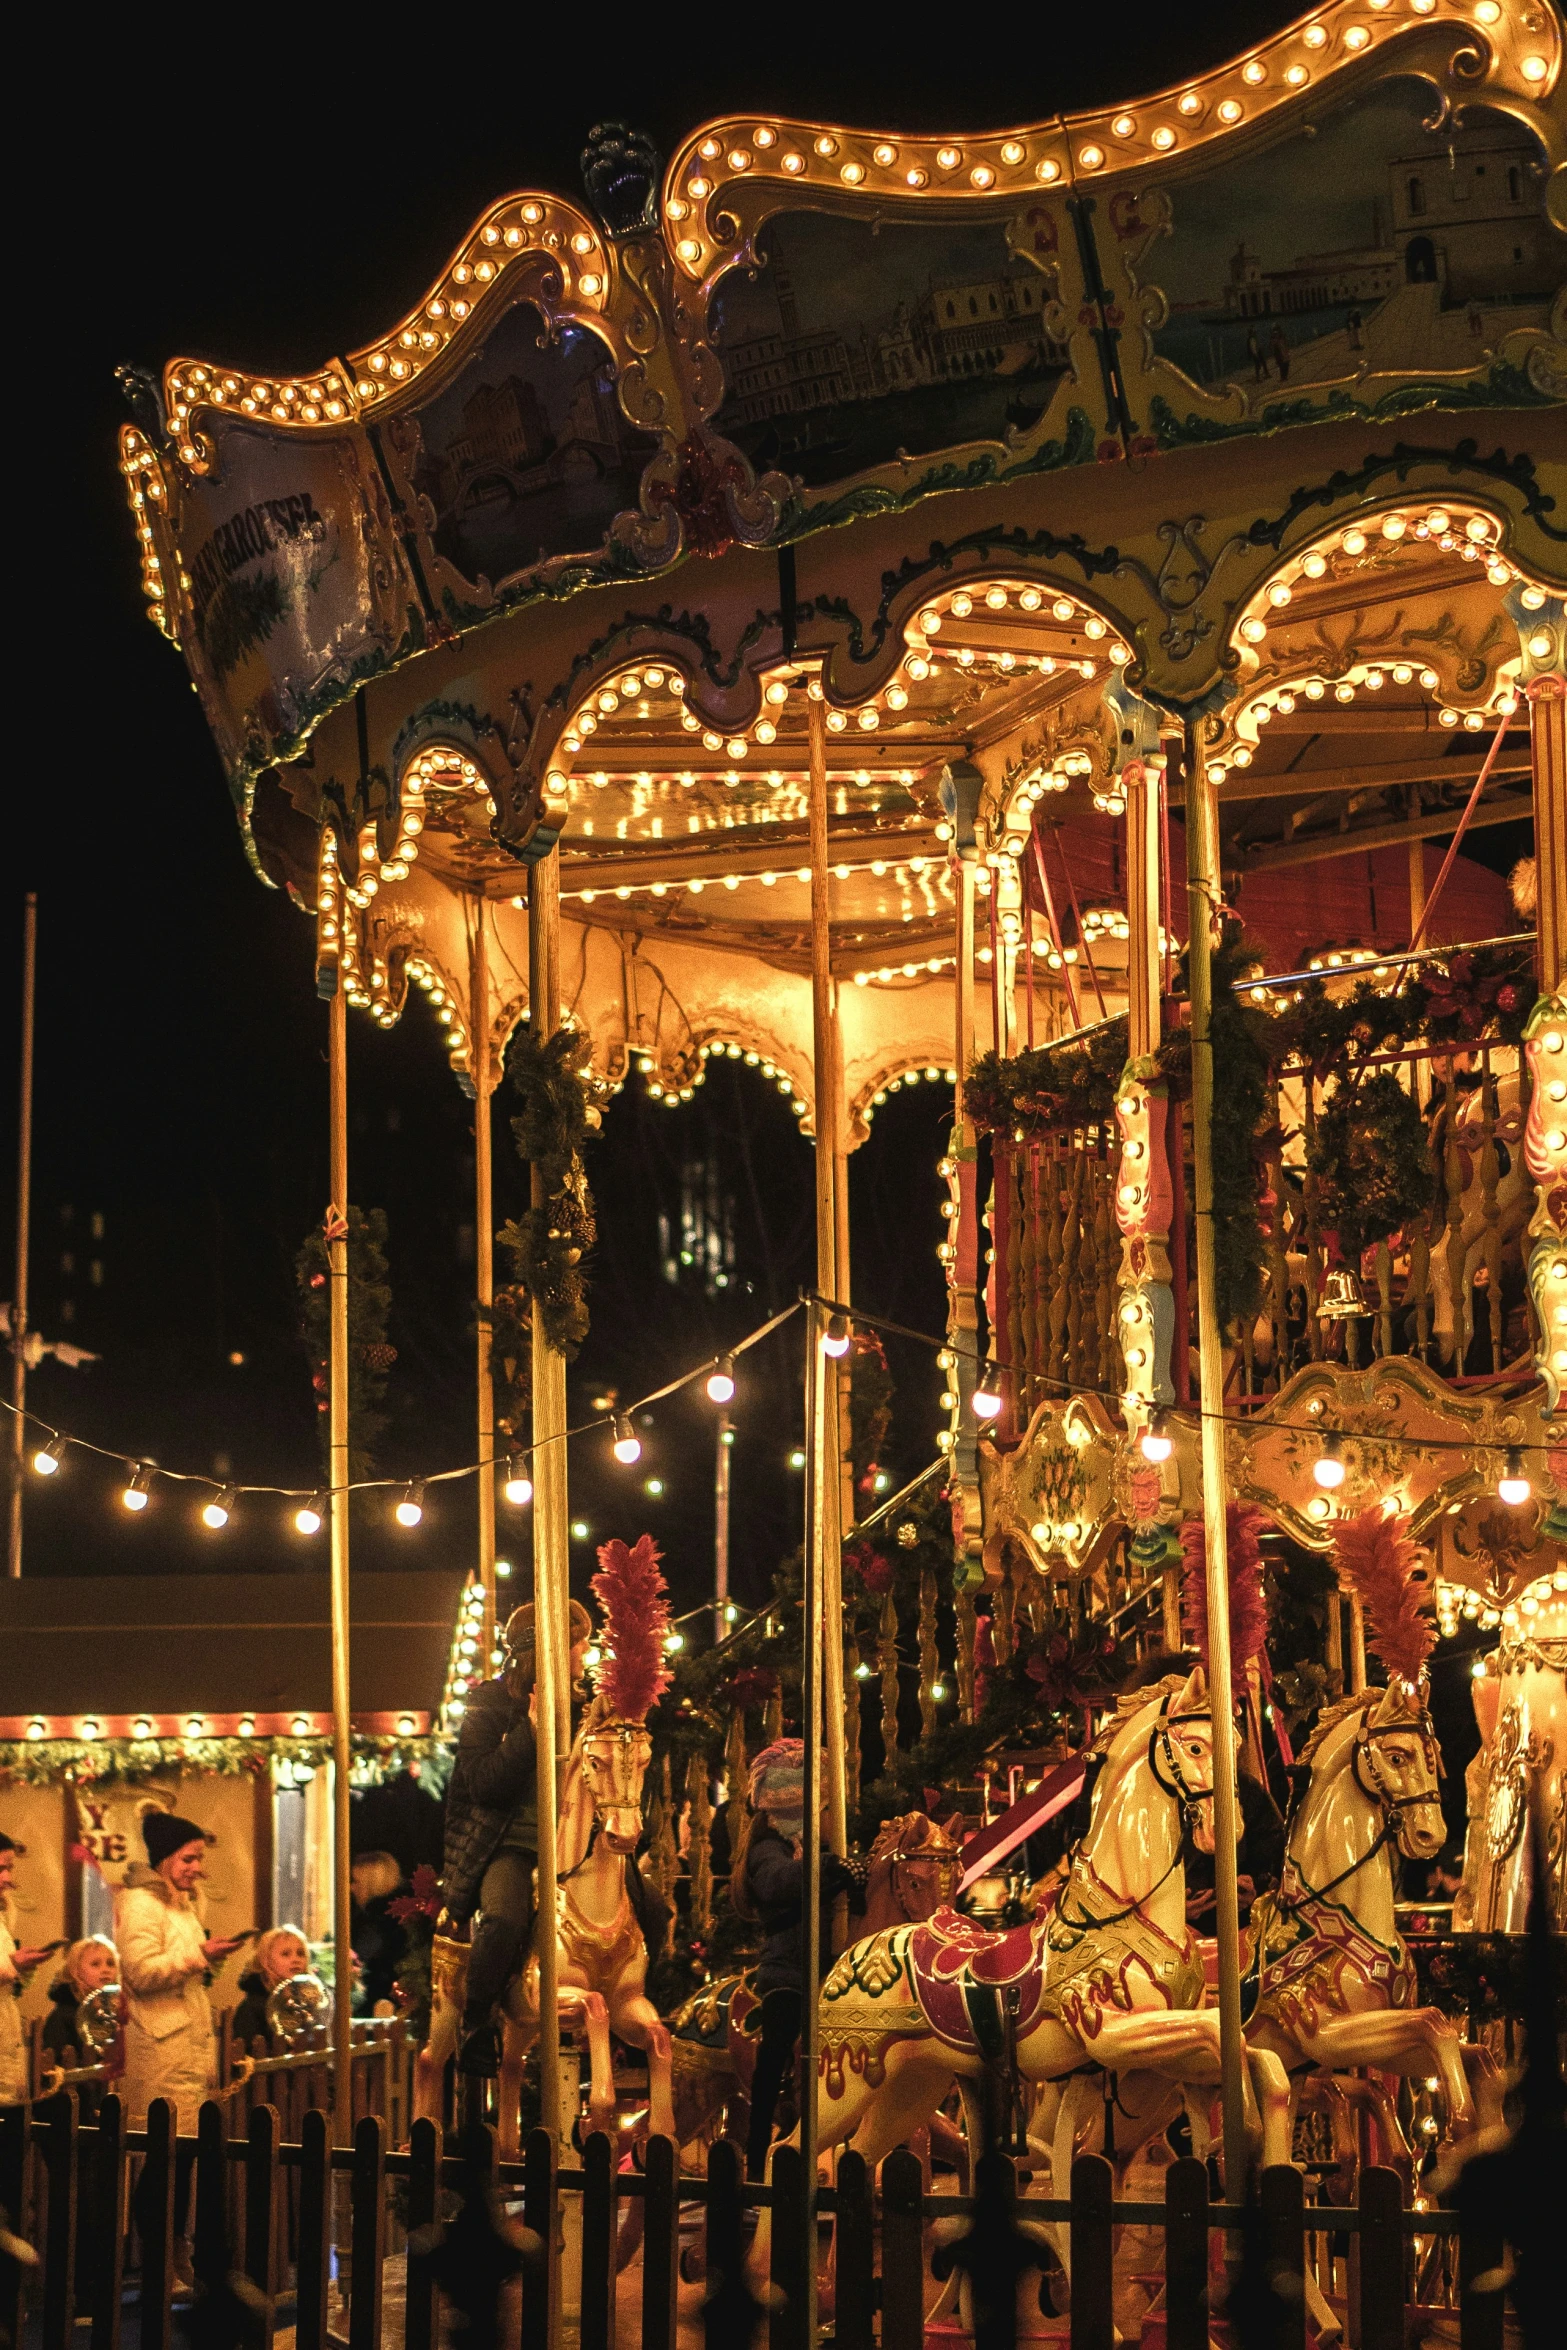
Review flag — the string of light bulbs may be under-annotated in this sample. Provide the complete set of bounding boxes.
[4,1302,802,1536]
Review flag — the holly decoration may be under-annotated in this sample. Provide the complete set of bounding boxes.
[296,1205,395,1477]
[500,1021,601,1358]
[1308,1070,1433,1263]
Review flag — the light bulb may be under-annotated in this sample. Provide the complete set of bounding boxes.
[664,1629,685,1653]
[395,1482,425,1528]
[122,1463,152,1511]
[822,1312,852,1356]
[503,1457,533,1506]
[1497,1446,1531,1508]
[32,1439,62,1475]
[612,1415,642,1466]
[1313,1435,1346,1491]
[294,1495,324,1535]
[971,1383,1004,1422]
[706,1355,737,1405]
[1140,1410,1173,1464]
[202,1487,236,1530]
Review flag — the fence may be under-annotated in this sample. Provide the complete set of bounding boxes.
[0,2094,1510,2350]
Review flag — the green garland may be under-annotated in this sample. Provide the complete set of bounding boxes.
[966,1021,1128,1138]
[1308,1071,1433,1264]
[1203,926,1274,1338]
[0,1732,451,1791]
[500,1023,600,1359]
[296,1207,394,1478]
[489,1281,533,1448]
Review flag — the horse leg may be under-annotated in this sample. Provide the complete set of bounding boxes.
[607,1991,676,2144]
[1295,2009,1473,2128]
[413,1999,455,2131]
[498,2013,536,2163]
[579,1992,615,2140]
[1246,2047,1294,2172]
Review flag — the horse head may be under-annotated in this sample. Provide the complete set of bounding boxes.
[1123,1663,1226,1853]
[865,1810,964,1926]
[1356,1679,1445,1860]
[578,1703,654,1855]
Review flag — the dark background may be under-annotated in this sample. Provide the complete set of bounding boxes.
[6,4,1505,1674]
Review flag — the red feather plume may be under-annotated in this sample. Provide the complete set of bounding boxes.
[1331,1508,1434,1686]
[1179,1504,1268,1700]
[591,1534,674,1720]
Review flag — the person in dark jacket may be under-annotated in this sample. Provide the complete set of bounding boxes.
[41,1936,119,2117]
[441,1598,592,2074]
[732,1740,865,2180]
[230,1926,311,2051]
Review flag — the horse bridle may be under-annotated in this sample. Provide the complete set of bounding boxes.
[1278,1706,1440,1913]
[1054,1696,1213,1932]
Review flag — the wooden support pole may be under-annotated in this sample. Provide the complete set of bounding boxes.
[7,892,35,1581]
[1528,673,1565,993]
[528,849,567,2142]
[1181,719,1248,2200]
[472,904,497,1663]
[327,980,354,2139]
[808,695,849,1867]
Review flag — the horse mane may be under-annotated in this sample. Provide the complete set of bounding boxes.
[590,1534,673,1720]
[1296,1690,1372,1769]
[1090,1675,1192,1756]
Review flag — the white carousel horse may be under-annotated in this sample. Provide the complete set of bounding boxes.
[1243,1678,1476,2168]
[750,1668,1227,2284]
[415,1705,675,2158]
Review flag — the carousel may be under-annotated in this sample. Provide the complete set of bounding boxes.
[86,0,1567,2336]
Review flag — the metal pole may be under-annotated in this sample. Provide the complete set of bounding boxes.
[326,980,354,2137]
[1180,719,1248,2199]
[528,850,565,2141]
[807,695,849,1867]
[8,895,36,1581]
[471,904,497,1665]
[713,1408,731,1642]
[799,1299,827,2345]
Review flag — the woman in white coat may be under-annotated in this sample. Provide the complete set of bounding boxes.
[115,1811,244,2275]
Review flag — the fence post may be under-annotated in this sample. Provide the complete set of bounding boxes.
[245,2102,278,2350]
[0,2102,32,2350]
[404,2117,441,2350]
[879,2147,924,2350]
[833,2149,874,2350]
[1163,2156,1208,2350]
[87,2096,127,2350]
[139,2098,176,2350]
[768,2143,806,2350]
[295,2108,332,2350]
[579,2131,616,2350]
[1357,2165,1404,2350]
[703,2138,756,2350]
[349,2114,386,2350]
[1261,2162,1306,2350]
[193,2100,228,2290]
[41,2088,78,2350]
[1069,2154,1114,2350]
[642,2135,679,2350]
[520,2126,558,2350]
[1458,2208,1506,2350]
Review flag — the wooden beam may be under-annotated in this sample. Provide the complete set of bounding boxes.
[550,821,942,895]
[1234,787,1534,871]
[1208,755,1530,805]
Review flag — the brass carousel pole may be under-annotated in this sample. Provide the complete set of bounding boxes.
[528,851,566,2141]
[471,902,497,1662]
[808,694,848,1865]
[1180,719,1248,2198]
[327,979,355,2137]
[7,893,36,1581]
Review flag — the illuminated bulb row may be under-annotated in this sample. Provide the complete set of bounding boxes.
[853,955,956,987]
[1500,1568,1567,1638]
[638,1039,808,1117]
[1215,669,1516,781]
[444,1581,491,1721]
[121,443,175,634]
[867,1063,957,1115]
[574,851,938,906]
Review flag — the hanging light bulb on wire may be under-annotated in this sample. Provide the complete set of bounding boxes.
[706,1355,736,1405]
[971,1378,1004,1422]
[31,1439,63,1476]
[1497,1446,1531,1507]
[395,1482,425,1528]
[202,1487,237,1530]
[121,1463,152,1512]
[822,1312,851,1357]
[1140,1409,1173,1464]
[502,1456,533,1506]
[612,1415,642,1465]
[294,1494,325,1536]
[1313,1433,1346,1490]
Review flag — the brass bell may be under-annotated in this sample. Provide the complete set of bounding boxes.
[1317,1265,1366,1321]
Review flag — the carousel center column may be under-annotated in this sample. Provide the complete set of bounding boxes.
[326,975,355,2139]
[528,849,568,2141]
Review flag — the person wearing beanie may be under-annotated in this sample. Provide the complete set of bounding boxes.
[440,1597,593,2076]
[116,1812,244,2282]
[1,1831,63,2107]
[729,1742,866,2181]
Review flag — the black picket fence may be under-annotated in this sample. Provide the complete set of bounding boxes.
[0,2094,1509,2350]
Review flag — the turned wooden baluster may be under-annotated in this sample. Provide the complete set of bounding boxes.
[1374,1240,1394,1360]
[842,1635,861,1820]
[955,1583,977,1725]
[1303,1074,1324,1360]
[1479,1048,1504,1371]
[878,1591,901,1770]
[763,1685,784,1745]
[1020,1141,1042,1415]
[1407,1077,1436,1362]
[992,1547,1017,1668]
[1265,1102,1290,1386]
[1093,1141,1117,1390]
[1063,1150,1087,1383]
[1443,1065,1467,1371]
[723,1711,748,1896]
[647,1756,678,1906]
[686,1755,714,1936]
[1044,1140,1067,1384]
[1005,1144,1026,1418]
[918,1567,939,1738]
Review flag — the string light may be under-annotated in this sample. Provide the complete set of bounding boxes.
[706,1355,737,1405]
[503,1457,534,1506]
[1313,1434,1345,1491]
[612,1415,642,1466]
[395,1482,425,1528]
[971,1381,1004,1422]
[31,1439,63,1476]
[1497,1447,1531,1508]
[202,1486,236,1530]
[822,1312,852,1357]
[121,1463,152,1512]
[1140,1410,1173,1464]
[294,1494,325,1535]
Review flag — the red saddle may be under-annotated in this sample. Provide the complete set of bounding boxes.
[907,1904,1049,2056]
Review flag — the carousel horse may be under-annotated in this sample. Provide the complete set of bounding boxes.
[415,1706,676,2155]
[751,1669,1226,2281]
[668,1809,964,2153]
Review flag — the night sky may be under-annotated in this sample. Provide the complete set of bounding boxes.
[9,4,1355,1631]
